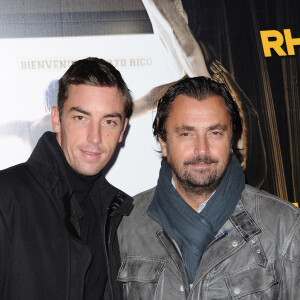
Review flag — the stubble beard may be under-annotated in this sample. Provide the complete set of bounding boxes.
[169,155,230,198]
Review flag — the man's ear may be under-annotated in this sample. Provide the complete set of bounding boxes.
[158,137,168,157]
[51,106,61,133]
[118,118,129,143]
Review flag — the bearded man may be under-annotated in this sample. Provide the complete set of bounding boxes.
[118,76,300,299]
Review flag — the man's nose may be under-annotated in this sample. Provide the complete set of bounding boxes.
[194,135,209,155]
[87,122,102,144]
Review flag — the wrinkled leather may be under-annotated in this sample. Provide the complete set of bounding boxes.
[118,185,300,299]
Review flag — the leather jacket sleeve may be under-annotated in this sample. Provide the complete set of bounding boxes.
[280,222,300,299]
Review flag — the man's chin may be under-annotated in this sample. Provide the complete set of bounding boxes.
[72,165,103,176]
[189,180,215,189]
[188,169,213,180]
[185,172,217,188]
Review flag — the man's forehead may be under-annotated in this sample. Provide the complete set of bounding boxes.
[65,85,121,102]
[62,85,125,116]
[168,94,230,118]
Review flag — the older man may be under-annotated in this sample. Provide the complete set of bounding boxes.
[0,57,133,300]
[118,76,300,299]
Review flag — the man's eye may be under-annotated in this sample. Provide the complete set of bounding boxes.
[106,120,117,126]
[74,116,85,121]
[212,131,222,136]
[180,132,190,136]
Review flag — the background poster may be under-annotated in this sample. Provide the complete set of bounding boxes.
[0,0,299,203]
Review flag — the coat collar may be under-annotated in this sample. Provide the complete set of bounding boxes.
[26,131,70,201]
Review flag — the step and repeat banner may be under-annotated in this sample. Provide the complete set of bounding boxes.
[0,0,299,202]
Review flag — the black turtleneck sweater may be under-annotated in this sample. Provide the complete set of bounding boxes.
[53,136,107,300]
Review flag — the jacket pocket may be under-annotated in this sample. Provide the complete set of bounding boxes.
[224,260,278,299]
[117,256,165,300]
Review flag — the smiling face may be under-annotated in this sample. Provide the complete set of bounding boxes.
[51,84,128,176]
[159,94,232,200]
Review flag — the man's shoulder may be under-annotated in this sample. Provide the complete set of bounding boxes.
[118,187,157,237]
[242,184,299,213]
[134,187,156,204]
[241,185,300,241]
[0,163,29,212]
[131,187,157,214]
[0,163,28,186]
[99,177,119,193]
[0,159,54,203]
[98,178,134,213]
[98,177,130,201]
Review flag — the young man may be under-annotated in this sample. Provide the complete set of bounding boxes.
[0,57,133,300]
[118,77,300,299]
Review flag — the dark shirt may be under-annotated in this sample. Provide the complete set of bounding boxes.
[78,192,107,300]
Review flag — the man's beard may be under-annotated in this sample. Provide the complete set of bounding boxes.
[169,155,230,198]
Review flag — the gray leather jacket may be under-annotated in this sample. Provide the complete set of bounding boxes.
[118,185,300,299]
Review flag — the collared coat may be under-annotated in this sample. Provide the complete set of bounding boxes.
[0,132,133,299]
[118,185,300,299]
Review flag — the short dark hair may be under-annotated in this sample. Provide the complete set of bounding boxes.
[153,76,243,162]
[58,57,133,119]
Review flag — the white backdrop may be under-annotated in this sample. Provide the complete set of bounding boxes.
[0,34,183,196]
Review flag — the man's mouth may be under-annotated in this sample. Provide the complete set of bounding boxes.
[80,150,102,157]
[84,151,97,155]
[184,156,218,166]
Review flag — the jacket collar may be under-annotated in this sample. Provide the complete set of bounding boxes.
[26,131,70,201]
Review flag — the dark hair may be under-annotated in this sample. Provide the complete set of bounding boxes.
[58,57,133,119]
[153,76,243,161]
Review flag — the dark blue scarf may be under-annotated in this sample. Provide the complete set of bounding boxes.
[147,155,245,282]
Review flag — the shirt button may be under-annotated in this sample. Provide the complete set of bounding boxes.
[232,240,238,247]
[180,286,185,292]
[233,287,241,295]
[256,249,261,254]
[251,239,256,244]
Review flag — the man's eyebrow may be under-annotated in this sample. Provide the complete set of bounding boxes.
[70,107,91,116]
[103,113,122,119]
[208,124,228,131]
[69,109,122,120]
[175,125,195,132]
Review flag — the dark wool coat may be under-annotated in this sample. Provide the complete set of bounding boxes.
[0,132,133,300]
